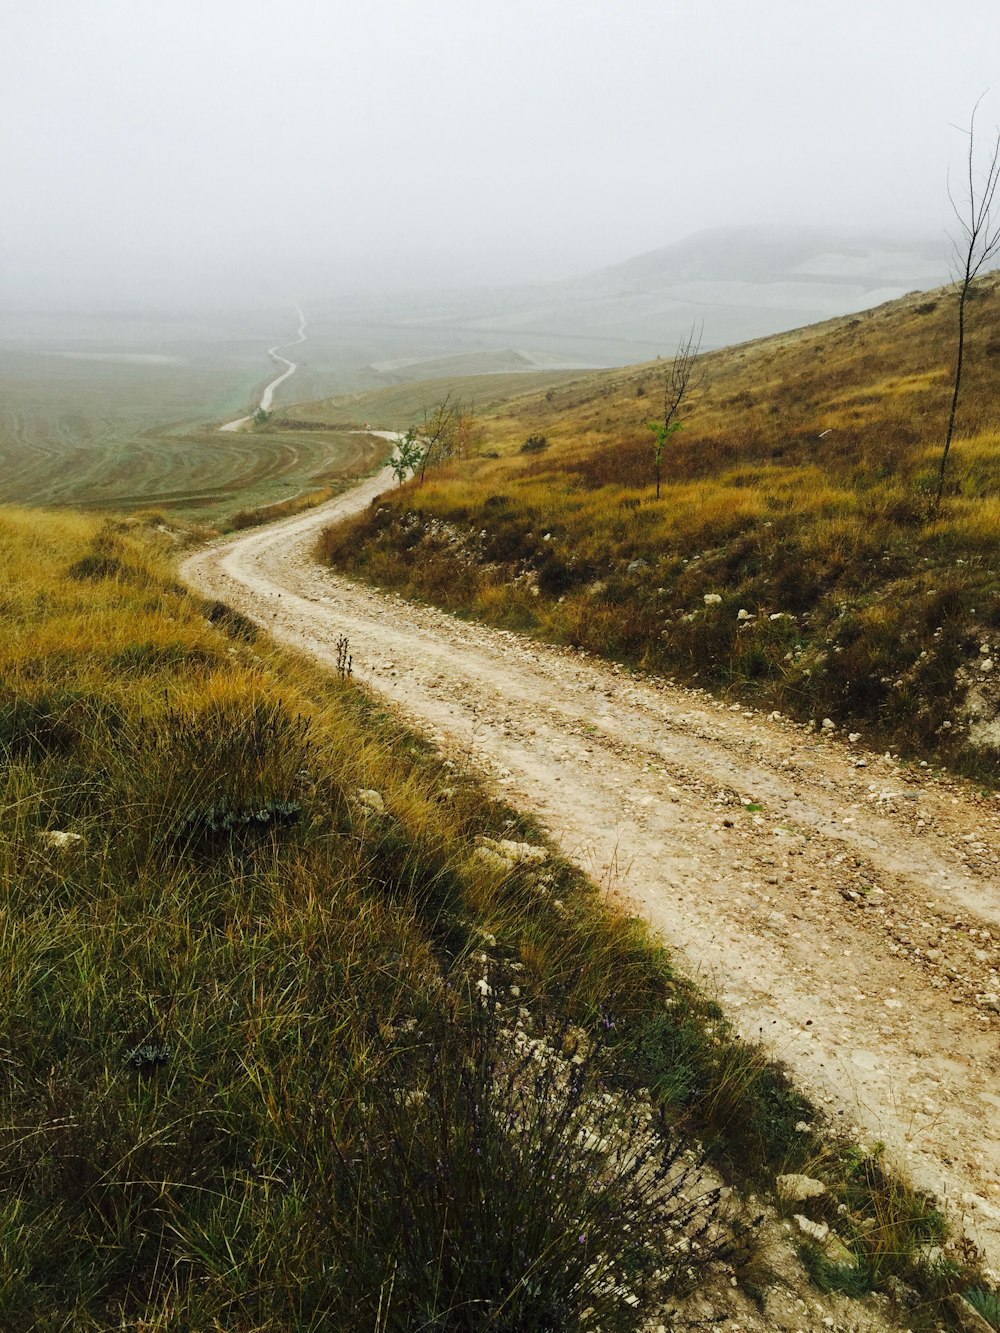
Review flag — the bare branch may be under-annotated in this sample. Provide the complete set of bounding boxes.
[936,98,1000,509]
[648,324,705,500]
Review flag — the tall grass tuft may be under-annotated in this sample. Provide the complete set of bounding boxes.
[326,984,753,1332]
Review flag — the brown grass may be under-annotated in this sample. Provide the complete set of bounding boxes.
[320,273,1000,778]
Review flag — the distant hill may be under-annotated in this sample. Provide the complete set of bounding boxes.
[377,225,952,358]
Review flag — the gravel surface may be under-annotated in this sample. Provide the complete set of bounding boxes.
[182,466,1000,1272]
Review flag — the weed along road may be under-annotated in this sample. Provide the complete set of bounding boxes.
[182,471,1000,1267]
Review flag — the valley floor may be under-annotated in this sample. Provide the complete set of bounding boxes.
[182,471,1000,1273]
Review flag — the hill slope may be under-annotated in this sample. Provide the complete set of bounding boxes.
[319,272,1000,777]
[373,225,950,355]
[9,505,954,1328]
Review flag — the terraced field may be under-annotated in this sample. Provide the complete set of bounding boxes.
[0,323,387,525]
[0,310,585,525]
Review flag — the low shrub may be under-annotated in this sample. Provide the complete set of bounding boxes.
[327,987,755,1332]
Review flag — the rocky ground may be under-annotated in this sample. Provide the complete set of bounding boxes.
[181,469,1000,1323]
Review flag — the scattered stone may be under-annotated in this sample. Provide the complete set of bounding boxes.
[627,558,648,573]
[848,732,861,743]
[794,1214,830,1242]
[821,718,836,732]
[39,830,85,852]
[980,658,994,674]
[884,1275,921,1309]
[355,788,385,815]
[475,837,549,871]
[703,592,722,605]
[777,1173,828,1204]
[945,1293,998,1333]
[737,608,753,621]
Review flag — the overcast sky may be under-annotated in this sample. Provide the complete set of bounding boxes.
[3,0,998,308]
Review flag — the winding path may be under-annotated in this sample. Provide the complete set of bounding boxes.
[219,305,307,432]
[181,470,1000,1267]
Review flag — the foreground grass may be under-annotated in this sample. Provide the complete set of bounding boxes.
[320,274,1000,781]
[1,507,990,1329]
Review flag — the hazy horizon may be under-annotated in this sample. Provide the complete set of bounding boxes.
[4,1,998,313]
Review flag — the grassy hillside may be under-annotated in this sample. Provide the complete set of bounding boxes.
[5,508,987,1328]
[290,366,583,432]
[320,274,1000,779]
[0,508,796,1327]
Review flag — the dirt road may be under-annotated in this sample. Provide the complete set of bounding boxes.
[181,467,1000,1269]
[219,304,307,431]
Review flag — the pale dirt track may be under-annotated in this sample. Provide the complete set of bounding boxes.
[182,465,1000,1269]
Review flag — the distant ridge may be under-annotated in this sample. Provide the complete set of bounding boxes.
[581,224,948,290]
[394,224,953,356]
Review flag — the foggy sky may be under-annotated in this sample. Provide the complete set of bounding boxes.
[4,0,998,309]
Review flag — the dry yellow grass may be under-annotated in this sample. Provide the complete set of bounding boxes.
[8,504,872,1326]
[322,273,1000,776]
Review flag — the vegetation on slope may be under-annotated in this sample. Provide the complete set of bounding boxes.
[320,275,1000,780]
[0,506,814,1328]
[4,503,995,1325]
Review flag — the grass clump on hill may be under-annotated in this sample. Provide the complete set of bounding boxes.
[319,274,1000,780]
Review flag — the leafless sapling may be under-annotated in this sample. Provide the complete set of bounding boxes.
[415,394,463,484]
[934,98,1000,509]
[648,326,704,500]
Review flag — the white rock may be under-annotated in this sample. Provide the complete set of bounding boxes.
[39,830,85,852]
[980,658,994,674]
[703,593,723,605]
[794,1214,830,1242]
[356,789,385,814]
[474,837,549,870]
[848,732,862,743]
[821,718,836,732]
[776,1173,828,1203]
[737,608,752,621]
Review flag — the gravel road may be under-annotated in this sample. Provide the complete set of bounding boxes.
[219,304,307,432]
[181,464,1000,1269]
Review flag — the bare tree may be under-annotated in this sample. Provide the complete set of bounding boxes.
[414,394,478,484]
[934,98,1000,509]
[648,326,704,500]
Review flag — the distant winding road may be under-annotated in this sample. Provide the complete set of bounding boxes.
[220,304,307,432]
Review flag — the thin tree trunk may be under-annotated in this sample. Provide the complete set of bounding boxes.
[935,284,968,510]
